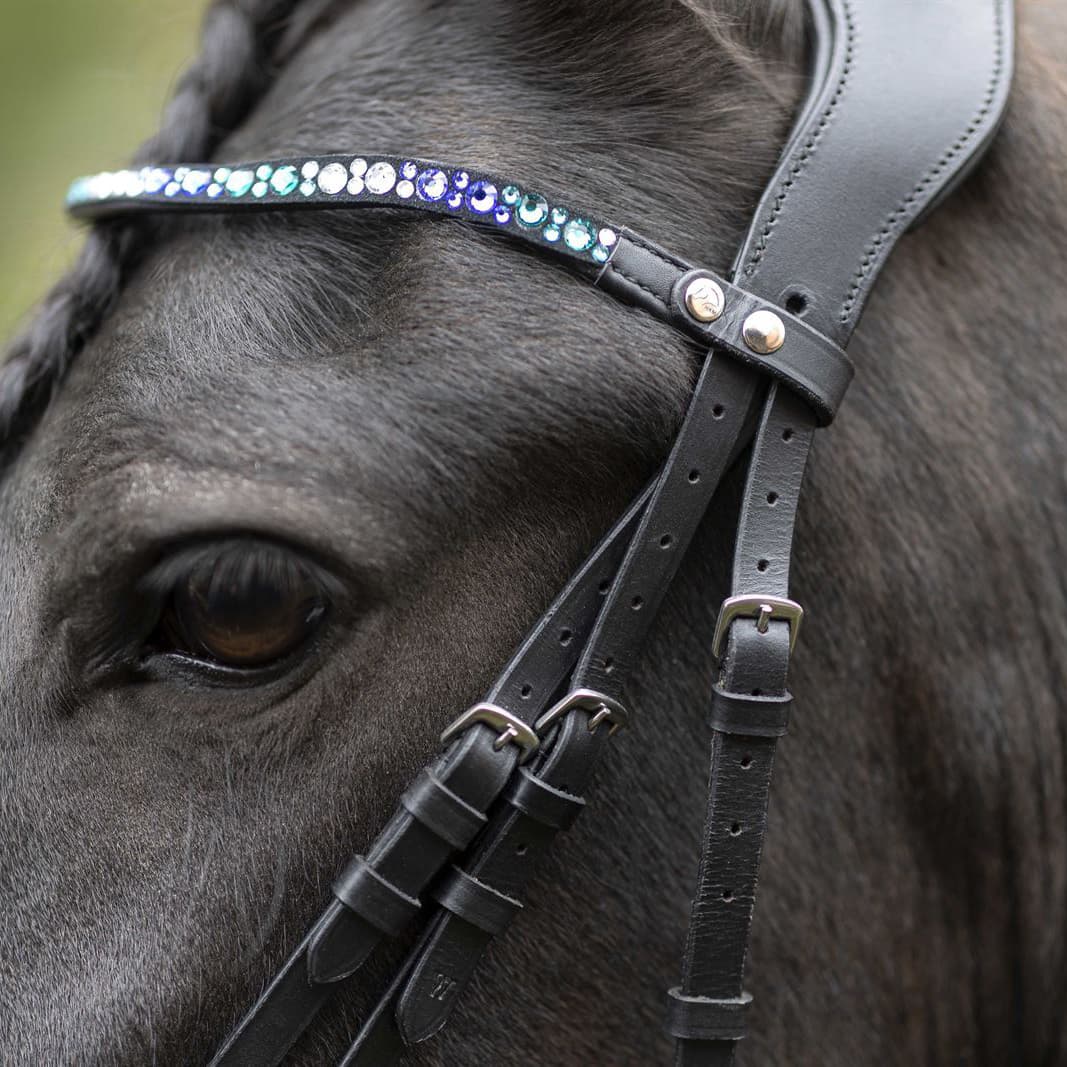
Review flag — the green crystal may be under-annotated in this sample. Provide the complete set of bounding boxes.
[270,165,299,195]
[225,169,255,197]
[516,193,549,228]
[563,218,595,252]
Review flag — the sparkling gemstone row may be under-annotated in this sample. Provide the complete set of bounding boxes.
[66,158,620,264]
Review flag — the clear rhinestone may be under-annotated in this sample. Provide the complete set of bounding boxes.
[347,177,365,195]
[301,161,320,179]
[182,169,211,195]
[299,180,316,197]
[207,183,223,198]
[350,158,368,177]
[396,179,415,199]
[365,161,397,195]
[416,168,448,202]
[543,225,561,242]
[563,218,595,252]
[501,185,521,206]
[252,181,268,198]
[256,164,273,180]
[516,193,549,229]
[598,228,617,247]
[317,162,348,195]
[164,181,180,197]
[213,167,231,183]
[143,168,171,194]
[174,166,189,181]
[270,165,299,195]
[225,170,255,197]
[401,161,417,180]
[550,207,568,225]
[465,180,497,215]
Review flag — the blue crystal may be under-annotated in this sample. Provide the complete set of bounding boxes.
[516,193,549,229]
[494,206,511,225]
[563,218,596,252]
[164,182,180,197]
[401,161,417,180]
[452,170,470,191]
[465,180,497,215]
[416,168,448,201]
[551,207,568,226]
[543,225,561,243]
[446,190,463,210]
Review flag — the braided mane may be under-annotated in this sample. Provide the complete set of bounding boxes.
[0,0,332,451]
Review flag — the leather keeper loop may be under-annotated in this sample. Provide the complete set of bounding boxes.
[665,987,753,1041]
[503,767,586,831]
[432,865,522,936]
[332,855,420,938]
[401,769,487,850]
[709,685,792,738]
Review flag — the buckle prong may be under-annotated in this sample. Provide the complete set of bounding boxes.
[535,688,629,738]
[712,595,803,659]
[440,703,539,763]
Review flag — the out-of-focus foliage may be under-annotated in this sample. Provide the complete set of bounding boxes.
[0,0,201,343]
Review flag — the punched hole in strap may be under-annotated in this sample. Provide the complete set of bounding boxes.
[503,767,586,831]
[432,865,522,936]
[401,769,487,850]
[665,987,753,1042]
[709,685,791,738]
[333,855,420,938]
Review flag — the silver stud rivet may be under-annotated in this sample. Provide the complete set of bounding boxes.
[742,309,786,354]
[684,277,725,323]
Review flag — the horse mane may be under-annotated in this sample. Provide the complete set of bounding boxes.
[0,0,804,459]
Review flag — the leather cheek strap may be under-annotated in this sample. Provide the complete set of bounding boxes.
[596,232,853,424]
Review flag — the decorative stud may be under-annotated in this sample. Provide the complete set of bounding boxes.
[365,161,397,195]
[465,180,497,215]
[684,277,725,323]
[317,162,348,194]
[742,309,786,354]
[416,168,448,201]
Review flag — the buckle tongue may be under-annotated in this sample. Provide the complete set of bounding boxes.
[712,595,803,660]
[535,687,629,738]
[440,703,540,763]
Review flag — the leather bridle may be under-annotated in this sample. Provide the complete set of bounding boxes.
[66,0,1013,1063]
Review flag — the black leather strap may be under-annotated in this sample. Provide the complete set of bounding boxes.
[503,766,585,831]
[432,866,523,936]
[332,857,421,938]
[673,2,1012,1065]
[400,770,487,851]
[209,489,650,1066]
[665,988,753,1042]
[598,235,853,424]
[708,687,791,739]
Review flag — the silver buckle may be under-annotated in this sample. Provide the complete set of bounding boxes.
[535,687,630,738]
[712,595,804,660]
[440,703,540,764]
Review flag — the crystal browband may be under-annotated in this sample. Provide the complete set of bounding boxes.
[66,154,620,268]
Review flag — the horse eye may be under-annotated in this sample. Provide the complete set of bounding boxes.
[157,542,328,669]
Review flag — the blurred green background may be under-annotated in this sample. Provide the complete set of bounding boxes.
[0,0,202,344]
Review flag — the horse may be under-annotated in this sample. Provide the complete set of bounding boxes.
[1,0,1064,1063]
